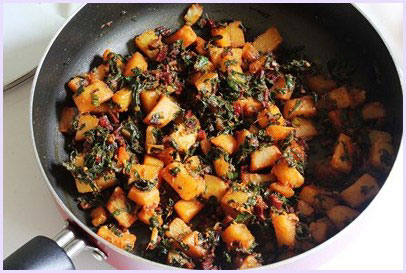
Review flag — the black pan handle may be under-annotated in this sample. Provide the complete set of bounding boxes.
[3,236,75,270]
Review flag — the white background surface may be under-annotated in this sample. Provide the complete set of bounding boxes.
[3,3,403,270]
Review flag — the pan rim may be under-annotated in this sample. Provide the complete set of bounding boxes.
[29,3,403,270]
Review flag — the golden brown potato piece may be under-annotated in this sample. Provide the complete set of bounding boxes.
[252,26,283,53]
[270,182,295,198]
[222,223,255,251]
[202,174,229,201]
[242,43,260,62]
[340,173,380,208]
[211,134,238,154]
[326,205,360,230]
[221,187,253,217]
[143,95,181,128]
[368,130,394,171]
[135,29,162,59]
[165,217,192,240]
[328,87,351,109]
[90,207,108,227]
[271,213,298,248]
[59,107,76,133]
[211,21,246,48]
[75,114,99,141]
[306,74,337,93]
[250,145,282,171]
[128,186,160,207]
[309,218,335,243]
[73,80,114,113]
[272,159,304,188]
[271,75,295,101]
[112,87,132,112]
[283,96,317,119]
[257,104,286,128]
[184,4,203,25]
[291,117,318,138]
[330,133,354,173]
[107,187,137,228]
[165,25,197,48]
[97,225,136,251]
[174,199,204,223]
[265,125,295,141]
[349,88,366,108]
[140,90,160,114]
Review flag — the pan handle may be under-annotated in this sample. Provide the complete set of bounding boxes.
[3,225,107,270]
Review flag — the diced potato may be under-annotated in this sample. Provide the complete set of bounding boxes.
[195,72,219,96]
[309,218,334,243]
[227,21,245,47]
[272,75,295,100]
[234,98,263,117]
[362,101,386,120]
[265,125,295,141]
[138,206,163,226]
[283,96,317,119]
[272,159,304,188]
[184,156,201,174]
[211,26,231,47]
[238,255,261,269]
[128,164,161,185]
[165,217,192,240]
[97,225,136,250]
[89,102,112,114]
[166,25,197,48]
[124,52,148,77]
[145,126,159,153]
[219,48,243,73]
[248,55,266,74]
[271,213,298,248]
[75,114,99,141]
[128,186,160,206]
[211,134,238,154]
[221,188,253,217]
[179,231,207,258]
[59,107,76,133]
[289,140,306,162]
[349,88,366,108]
[208,46,224,67]
[117,146,130,166]
[195,36,207,55]
[330,133,354,173]
[306,74,337,93]
[112,87,132,112]
[68,76,89,92]
[167,250,193,267]
[135,29,161,59]
[161,162,204,200]
[252,26,283,53]
[184,3,203,25]
[291,117,318,138]
[96,171,118,190]
[200,138,212,155]
[143,95,181,128]
[368,130,394,171]
[102,49,125,70]
[143,155,164,169]
[340,173,380,208]
[90,207,108,227]
[107,187,137,228]
[270,182,294,197]
[313,192,338,211]
[296,200,314,217]
[257,104,285,128]
[242,43,260,62]
[222,223,255,251]
[326,205,360,230]
[174,199,204,223]
[157,147,180,166]
[213,155,232,179]
[250,145,282,171]
[299,185,320,206]
[140,90,160,114]
[73,80,114,113]
[328,87,351,109]
[89,64,109,82]
[170,123,199,153]
[235,129,251,150]
[241,173,275,186]
[202,175,229,201]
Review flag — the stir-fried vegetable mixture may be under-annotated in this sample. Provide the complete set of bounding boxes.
[59,4,395,269]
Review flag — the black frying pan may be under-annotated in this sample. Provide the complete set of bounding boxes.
[4,3,402,270]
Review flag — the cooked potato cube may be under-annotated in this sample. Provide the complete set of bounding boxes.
[184,4,203,25]
[326,205,359,230]
[202,175,229,201]
[107,187,137,228]
[165,217,192,240]
[174,199,204,223]
[124,52,147,76]
[222,223,255,251]
[135,29,161,59]
[299,185,320,206]
[219,49,243,73]
[68,76,89,93]
[143,155,164,169]
[90,207,108,227]
[75,171,117,193]
[235,129,251,150]
[270,182,294,197]
[265,125,295,141]
[362,102,386,120]
[309,218,334,243]
[157,147,180,166]
[248,55,266,74]
[272,159,304,188]
[327,87,351,109]
[252,26,283,53]
[59,107,76,133]
[271,213,298,248]
[166,25,197,48]
[250,145,282,171]
[75,114,99,141]
[184,156,201,175]
[162,162,204,200]
[143,95,181,128]
[241,173,275,186]
[213,155,232,179]
[368,130,394,171]
[208,46,224,67]
[128,164,161,185]
[73,80,114,113]
[296,200,314,217]
[233,98,263,117]
[221,187,253,217]
[140,90,160,114]
[272,75,295,100]
[112,87,132,112]
[117,146,130,167]
[194,72,219,96]
[227,21,245,47]
[211,134,238,154]
[179,231,207,258]
[195,36,207,55]
[283,96,317,119]
[291,117,318,138]
[238,255,261,269]
[330,133,354,173]
[349,88,366,108]
[138,206,163,226]
[128,186,160,206]
[211,26,231,48]
[97,225,136,250]
[257,104,285,128]
[340,173,380,208]
[242,43,260,62]
[170,123,199,153]
[306,74,337,93]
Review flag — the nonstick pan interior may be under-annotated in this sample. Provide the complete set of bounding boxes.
[32,2,402,264]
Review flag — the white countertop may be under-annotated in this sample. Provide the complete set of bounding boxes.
[3,3,403,270]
